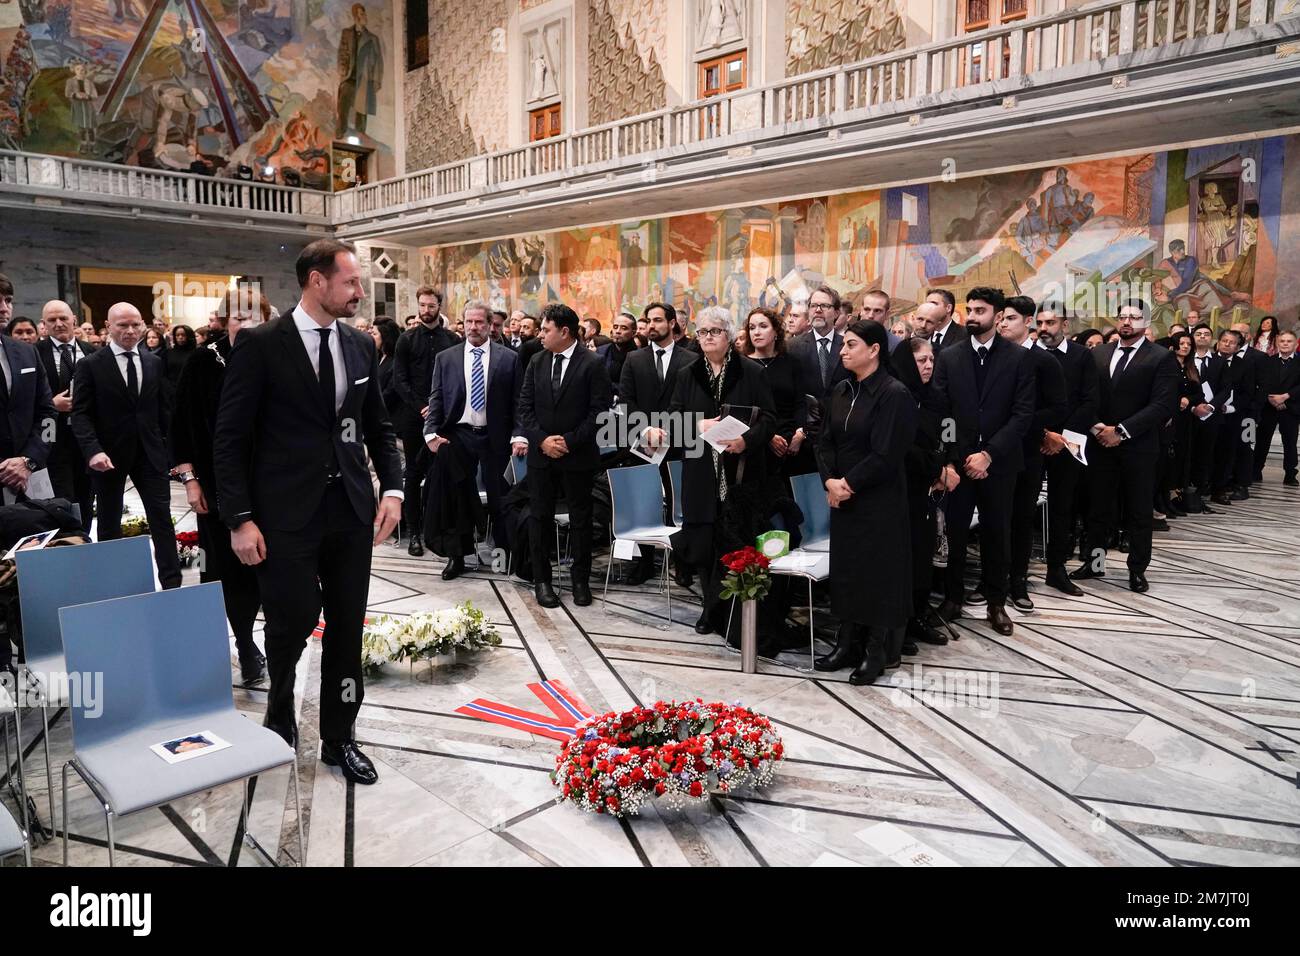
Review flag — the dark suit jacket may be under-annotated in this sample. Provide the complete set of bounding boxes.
[928,333,1035,475]
[1231,348,1266,419]
[790,331,852,397]
[424,340,524,453]
[931,320,968,353]
[619,341,698,428]
[1263,355,1300,420]
[517,337,545,369]
[70,343,168,473]
[517,346,612,472]
[0,337,55,468]
[596,340,636,392]
[213,312,403,532]
[1020,342,1067,460]
[1190,352,1233,418]
[1044,339,1100,435]
[1091,339,1181,450]
[392,322,457,425]
[28,337,83,465]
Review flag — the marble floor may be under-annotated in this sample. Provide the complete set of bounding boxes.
[5,452,1300,868]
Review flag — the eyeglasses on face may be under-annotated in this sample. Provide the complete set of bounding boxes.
[810,302,835,310]
[696,327,729,338]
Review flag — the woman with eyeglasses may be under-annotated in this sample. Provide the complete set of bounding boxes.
[669,306,777,645]
[814,320,919,685]
[170,289,270,684]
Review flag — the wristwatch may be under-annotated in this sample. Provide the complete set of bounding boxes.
[22,457,37,472]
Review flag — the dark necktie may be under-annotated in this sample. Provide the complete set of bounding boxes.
[655,347,666,384]
[318,327,336,421]
[1199,356,1209,377]
[1113,346,1134,379]
[932,332,941,348]
[551,352,564,392]
[818,338,831,387]
[59,344,75,391]
[470,347,485,412]
[975,345,989,394]
[124,350,138,401]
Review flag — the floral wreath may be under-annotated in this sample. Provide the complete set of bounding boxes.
[552,699,784,818]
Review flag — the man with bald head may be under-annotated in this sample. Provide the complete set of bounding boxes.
[71,302,181,587]
[912,301,947,341]
[37,300,95,528]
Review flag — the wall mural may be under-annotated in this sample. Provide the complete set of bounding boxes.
[422,135,1295,329]
[0,0,395,184]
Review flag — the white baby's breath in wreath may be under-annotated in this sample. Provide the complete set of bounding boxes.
[361,603,501,673]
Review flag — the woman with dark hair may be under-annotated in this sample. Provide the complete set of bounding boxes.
[373,317,401,413]
[1166,331,1198,515]
[901,336,957,652]
[170,290,272,683]
[1253,316,1279,356]
[5,316,39,344]
[1076,329,1104,349]
[143,326,167,356]
[814,320,919,684]
[742,306,812,478]
[670,306,776,642]
[165,323,197,394]
[1101,328,1120,346]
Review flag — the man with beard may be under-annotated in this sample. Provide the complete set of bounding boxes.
[214,239,402,782]
[598,311,639,396]
[1070,299,1180,592]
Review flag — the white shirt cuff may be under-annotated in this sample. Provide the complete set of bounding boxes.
[511,436,528,446]
[383,490,404,501]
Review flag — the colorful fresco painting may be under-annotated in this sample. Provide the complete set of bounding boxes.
[0,0,395,184]
[422,135,1300,331]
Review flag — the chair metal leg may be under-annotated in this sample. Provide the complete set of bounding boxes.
[807,577,817,672]
[660,552,672,631]
[602,553,614,611]
[4,709,28,839]
[104,806,116,867]
[60,760,70,866]
[291,758,305,866]
[41,702,54,840]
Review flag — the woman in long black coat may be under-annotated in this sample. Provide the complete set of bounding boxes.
[669,307,775,642]
[815,320,919,685]
[170,291,268,684]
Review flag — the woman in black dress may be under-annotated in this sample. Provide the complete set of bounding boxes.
[670,307,776,642]
[814,321,919,685]
[742,306,812,478]
[1167,331,1197,515]
[372,317,401,414]
[170,290,268,683]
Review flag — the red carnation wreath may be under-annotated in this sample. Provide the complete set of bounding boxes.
[552,699,785,818]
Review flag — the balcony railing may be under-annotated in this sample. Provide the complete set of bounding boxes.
[335,0,1294,223]
[0,149,332,223]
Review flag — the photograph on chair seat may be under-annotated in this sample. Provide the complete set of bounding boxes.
[150,732,232,765]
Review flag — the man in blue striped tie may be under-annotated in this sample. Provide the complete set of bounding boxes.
[424,301,528,579]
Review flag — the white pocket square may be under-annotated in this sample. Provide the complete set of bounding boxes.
[20,367,35,374]
[354,376,369,385]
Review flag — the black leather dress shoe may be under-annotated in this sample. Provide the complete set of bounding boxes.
[814,625,863,671]
[987,604,1014,636]
[964,587,987,607]
[908,616,948,646]
[694,614,713,636]
[1069,564,1104,581]
[672,566,695,588]
[441,556,465,581]
[901,639,919,656]
[407,535,425,557]
[571,580,592,607]
[1010,591,1035,612]
[320,740,378,785]
[535,582,560,608]
[1211,493,1232,506]
[1231,486,1250,501]
[240,651,267,685]
[263,712,297,750]
[1129,571,1149,593]
[1045,566,1084,596]
[1286,474,1299,487]
[934,599,962,623]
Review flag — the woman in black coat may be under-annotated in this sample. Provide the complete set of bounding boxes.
[170,291,268,684]
[372,318,401,413]
[742,306,811,479]
[668,307,775,642]
[815,320,919,685]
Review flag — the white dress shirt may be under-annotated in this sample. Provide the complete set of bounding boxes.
[650,338,675,372]
[969,331,995,357]
[933,319,956,346]
[550,340,579,387]
[107,339,144,387]
[1107,334,1146,377]
[1036,337,1069,354]
[50,336,82,381]
[424,342,528,446]
[292,305,347,413]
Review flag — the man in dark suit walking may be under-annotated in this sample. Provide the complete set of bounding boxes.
[71,302,181,588]
[214,239,402,784]
[1255,329,1300,486]
[997,296,1066,610]
[619,301,697,585]
[517,303,612,609]
[392,285,457,556]
[928,287,1035,635]
[1034,303,1099,595]
[37,299,94,530]
[1070,299,1179,592]
[423,300,526,580]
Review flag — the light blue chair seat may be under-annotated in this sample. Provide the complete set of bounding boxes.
[790,472,830,551]
[0,802,28,864]
[58,583,302,866]
[604,463,676,625]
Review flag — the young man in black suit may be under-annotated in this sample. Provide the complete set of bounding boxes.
[1230,322,1267,497]
[214,239,403,784]
[37,298,94,530]
[618,300,697,585]
[1034,303,1099,595]
[1210,329,1253,506]
[392,285,457,556]
[517,303,613,609]
[1186,322,1231,510]
[423,300,527,580]
[1256,329,1299,485]
[1070,299,1180,592]
[997,296,1066,610]
[925,288,967,353]
[71,302,181,588]
[928,287,1035,636]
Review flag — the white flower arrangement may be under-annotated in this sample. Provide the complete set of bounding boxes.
[361,603,501,673]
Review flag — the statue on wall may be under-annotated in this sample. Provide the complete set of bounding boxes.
[527,30,559,102]
[337,2,383,136]
[698,0,744,51]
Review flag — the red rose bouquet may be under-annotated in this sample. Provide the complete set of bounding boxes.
[552,699,785,817]
[719,546,771,602]
[175,530,201,567]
